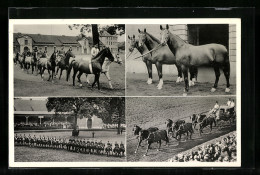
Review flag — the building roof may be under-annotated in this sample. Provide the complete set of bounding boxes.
[100,31,114,37]
[13,33,80,46]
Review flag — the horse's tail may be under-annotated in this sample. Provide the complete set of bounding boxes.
[66,60,74,81]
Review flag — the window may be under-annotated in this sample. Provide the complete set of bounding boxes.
[45,46,47,51]
[77,46,79,51]
[25,39,28,45]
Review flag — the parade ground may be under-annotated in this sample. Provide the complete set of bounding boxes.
[15,130,126,162]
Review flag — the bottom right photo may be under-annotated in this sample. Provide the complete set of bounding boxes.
[126,97,237,162]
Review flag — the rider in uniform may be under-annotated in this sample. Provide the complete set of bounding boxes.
[211,101,220,114]
[58,46,66,57]
[91,44,99,58]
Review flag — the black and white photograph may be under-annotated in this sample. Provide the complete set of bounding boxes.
[126,97,237,162]
[12,23,125,96]
[13,97,126,162]
[126,24,237,96]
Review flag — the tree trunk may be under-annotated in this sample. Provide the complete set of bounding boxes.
[117,108,122,135]
[92,24,100,49]
[72,113,79,136]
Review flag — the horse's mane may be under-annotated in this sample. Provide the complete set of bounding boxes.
[169,31,187,45]
[145,32,161,44]
[92,47,107,60]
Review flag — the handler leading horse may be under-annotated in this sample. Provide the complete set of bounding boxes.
[160,24,230,95]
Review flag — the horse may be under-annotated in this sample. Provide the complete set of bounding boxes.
[166,119,186,137]
[160,24,230,94]
[24,54,33,74]
[55,50,75,80]
[137,30,198,89]
[212,108,236,127]
[67,47,115,90]
[198,115,216,136]
[128,35,183,85]
[37,52,58,82]
[113,145,121,157]
[85,53,123,89]
[190,113,208,129]
[144,130,169,156]
[105,145,112,157]
[30,51,39,74]
[171,122,194,140]
[132,125,159,154]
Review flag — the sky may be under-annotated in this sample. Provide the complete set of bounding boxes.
[14,24,125,42]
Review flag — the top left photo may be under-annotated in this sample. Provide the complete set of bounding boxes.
[10,22,126,97]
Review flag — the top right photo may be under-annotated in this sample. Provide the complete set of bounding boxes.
[126,23,238,96]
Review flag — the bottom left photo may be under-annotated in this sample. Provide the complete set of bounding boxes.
[12,97,126,162]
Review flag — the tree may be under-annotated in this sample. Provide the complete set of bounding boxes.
[46,97,125,136]
[68,24,125,50]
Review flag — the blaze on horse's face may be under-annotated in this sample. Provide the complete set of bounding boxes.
[138,29,147,47]
[160,24,170,46]
[128,35,136,52]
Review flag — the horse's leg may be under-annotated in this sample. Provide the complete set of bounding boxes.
[157,140,161,151]
[144,142,151,156]
[96,73,101,90]
[56,67,59,77]
[223,61,231,92]
[176,64,183,83]
[189,66,196,86]
[104,72,113,89]
[77,71,83,87]
[155,62,163,89]
[72,68,78,87]
[181,65,189,95]
[211,64,220,92]
[59,69,63,80]
[47,69,51,81]
[135,139,142,154]
[92,74,97,89]
[146,60,153,84]
[51,68,55,83]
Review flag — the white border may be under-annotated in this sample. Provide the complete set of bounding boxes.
[9,18,241,167]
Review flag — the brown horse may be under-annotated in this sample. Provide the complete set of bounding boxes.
[55,50,75,80]
[128,35,184,85]
[67,47,114,90]
[160,24,230,95]
[137,29,195,89]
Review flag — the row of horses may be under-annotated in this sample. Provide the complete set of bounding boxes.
[132,108,236,156]
[14,47,122,90]
[127,24,230,95]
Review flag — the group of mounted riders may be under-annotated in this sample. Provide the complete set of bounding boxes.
[15,134,125,157]
[133,99,236,156]
[14,44,122,90]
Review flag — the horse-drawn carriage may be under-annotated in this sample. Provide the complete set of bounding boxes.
[213,105,236,125]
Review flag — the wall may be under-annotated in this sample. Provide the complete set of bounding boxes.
[17,36,33,53]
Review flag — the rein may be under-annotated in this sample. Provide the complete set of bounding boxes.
[131,43,163,60]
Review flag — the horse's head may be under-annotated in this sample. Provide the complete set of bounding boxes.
[190,114,197,123]
[160,24,170,46]
[127,35,138,52]
[133,125,141,136]
[166,119,173,128]
[104,47,114,62]
[55,55,62,65]
[66,50,75,59]
[138,28,148,47]
[50,51,59,62]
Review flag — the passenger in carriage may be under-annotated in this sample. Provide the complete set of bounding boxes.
[210,101,220,114]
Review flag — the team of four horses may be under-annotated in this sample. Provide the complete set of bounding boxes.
[14,47,123,90]
[127,24,230,95]
[133,108,235,156]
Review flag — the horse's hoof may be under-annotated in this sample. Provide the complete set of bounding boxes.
[147,79,153,84]
[189,81,193,86]
[225,88,230,93]
[143,154,146,157]
[179,78,183,82]
[79,84,83,87]
[183,93,187,96]
[211,88,216,92]
[157,149,159,151]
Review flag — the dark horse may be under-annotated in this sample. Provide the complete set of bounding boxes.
[128,35,183,85]
[160,24,230,95]
[198,116,216,136]
[171,122,194,140]
[37,51,58,82]
[67,47,114,90]
[144,130,169,156]
[55,50,75,80]
[137,30,198,89]
[132,125,159,154]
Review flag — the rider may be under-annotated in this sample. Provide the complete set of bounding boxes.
[211,101,220,114]
[91,44,99,58]
[229,99,235,115]
[58,46,66,57]
[227,98,232,107]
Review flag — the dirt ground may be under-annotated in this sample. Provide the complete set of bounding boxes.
[126,97,236,162]
[126,73,236,96]
[14,130,126,162]
[13,53,125,97]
